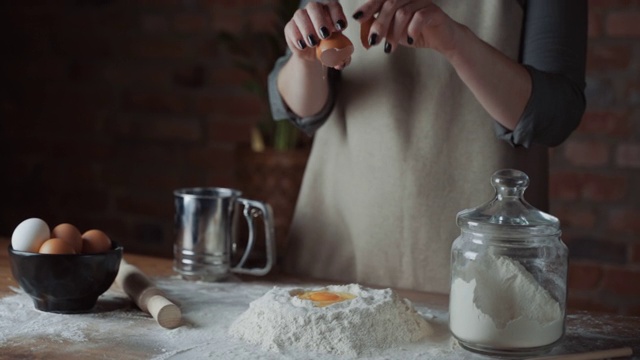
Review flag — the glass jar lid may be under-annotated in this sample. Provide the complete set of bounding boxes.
[456,169,560,236]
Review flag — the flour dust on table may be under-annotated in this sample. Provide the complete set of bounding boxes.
[0,278,469,359]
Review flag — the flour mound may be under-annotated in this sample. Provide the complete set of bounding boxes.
[228,284,433,356]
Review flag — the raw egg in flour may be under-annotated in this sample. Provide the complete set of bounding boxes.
[296,290,356,307]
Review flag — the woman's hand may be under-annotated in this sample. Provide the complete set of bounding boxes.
[352,0,462,58]
[284,1,351,69]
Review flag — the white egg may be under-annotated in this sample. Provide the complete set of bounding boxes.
[11,218,51,252]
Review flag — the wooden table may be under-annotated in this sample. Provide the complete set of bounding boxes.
[1,237,639,359]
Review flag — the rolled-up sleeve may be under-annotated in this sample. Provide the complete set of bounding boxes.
[496,0,587,148]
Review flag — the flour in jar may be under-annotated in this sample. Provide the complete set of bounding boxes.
[449,254,564,348]
[228,284,434,357]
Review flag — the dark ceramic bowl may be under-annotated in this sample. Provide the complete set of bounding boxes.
[8,241,123,313]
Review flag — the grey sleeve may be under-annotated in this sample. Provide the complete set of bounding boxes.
[268,51,341,136]
[494,0,588,148]
[267,0,340,136]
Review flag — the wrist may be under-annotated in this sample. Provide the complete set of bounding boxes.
[442,23,473,63]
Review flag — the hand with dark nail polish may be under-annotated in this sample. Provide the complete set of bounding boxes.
[307,34,317,47]
[407,36,414,45]
[320,26,330,39]
[384,42,392,53]
[336,19,346,31]
[369,33,378,46]
[297,40,307,50]
[352,11,363,20]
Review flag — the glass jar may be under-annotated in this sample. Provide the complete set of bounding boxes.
[449,169,568,357]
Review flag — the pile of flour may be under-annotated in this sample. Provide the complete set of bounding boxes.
[229,284,434,357]
[449,254,564,348]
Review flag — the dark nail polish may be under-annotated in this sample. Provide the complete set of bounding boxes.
[297,40,307,50]
[368,33,378,46]
[307,34,317,46]
[336,19,346,31]
[352,11,363,20]
[407,36,414,45]
[384,41,392,53]
[320,26,330,39]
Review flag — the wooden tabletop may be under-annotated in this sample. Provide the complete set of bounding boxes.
[2,237,639,359]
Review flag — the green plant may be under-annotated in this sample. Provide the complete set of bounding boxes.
[217,0,302,151]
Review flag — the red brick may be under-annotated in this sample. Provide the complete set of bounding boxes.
[208,119,255,143]
[173,64,206,88]
[130,38,190,59]
[588,0,634,8]
[195,94,267,118]
[577,111,631,137]
[602,267,640,296]
[568,262,604,291]
[606,11,640,37]
[173,14,208,33]
[140,14,168,33]
[563,140,610,167]
[615,143,640,168]
[111,116,203,142]
[608,208,640,236]
[581,174,628,201]
[550,172,628,202]
[588,10,603,38]
[123,92,189,114]
[586,44,632,72]
[632,245,640,264]
[566,295,617,314]
[552,204,597,229]
[115,194,174,218]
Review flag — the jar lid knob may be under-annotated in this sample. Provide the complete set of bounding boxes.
[491,169,529,199]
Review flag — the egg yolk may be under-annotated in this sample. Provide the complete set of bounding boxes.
[296,290,356,307]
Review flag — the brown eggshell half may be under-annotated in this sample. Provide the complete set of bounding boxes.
[316,32,354,67]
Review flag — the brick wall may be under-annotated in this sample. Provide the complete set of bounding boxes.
[552,1,640,315]
[0,1,639,314]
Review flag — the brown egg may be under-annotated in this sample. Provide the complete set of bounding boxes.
[360,17,375,49]
[39,238,77,254]
[81,229,112,254]
[51,223,83,254]
[316,32,354,68]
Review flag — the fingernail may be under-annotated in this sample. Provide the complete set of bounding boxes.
[368,33,378,46]
[336,19,346,31]
[384,41,392,53]
[297,40,307,50]
[319,26,330,39]
[407,36,414,45]
[352,11,363,20]
[307,34,317,46]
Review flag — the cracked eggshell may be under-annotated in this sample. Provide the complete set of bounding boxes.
[316,32,354,67]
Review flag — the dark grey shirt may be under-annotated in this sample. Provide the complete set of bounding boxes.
[268,0,587,148]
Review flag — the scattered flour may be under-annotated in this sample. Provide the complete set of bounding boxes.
[228,284,433,357]
[449,254,564,349]
[0,279,459,360]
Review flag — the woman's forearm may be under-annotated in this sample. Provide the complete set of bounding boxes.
[445,25,531,131]
[277,55,331,118]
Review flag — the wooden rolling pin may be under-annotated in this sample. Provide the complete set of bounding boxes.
[115,260,182,329]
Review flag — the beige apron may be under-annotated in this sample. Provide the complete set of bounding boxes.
[285,0,549,294]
